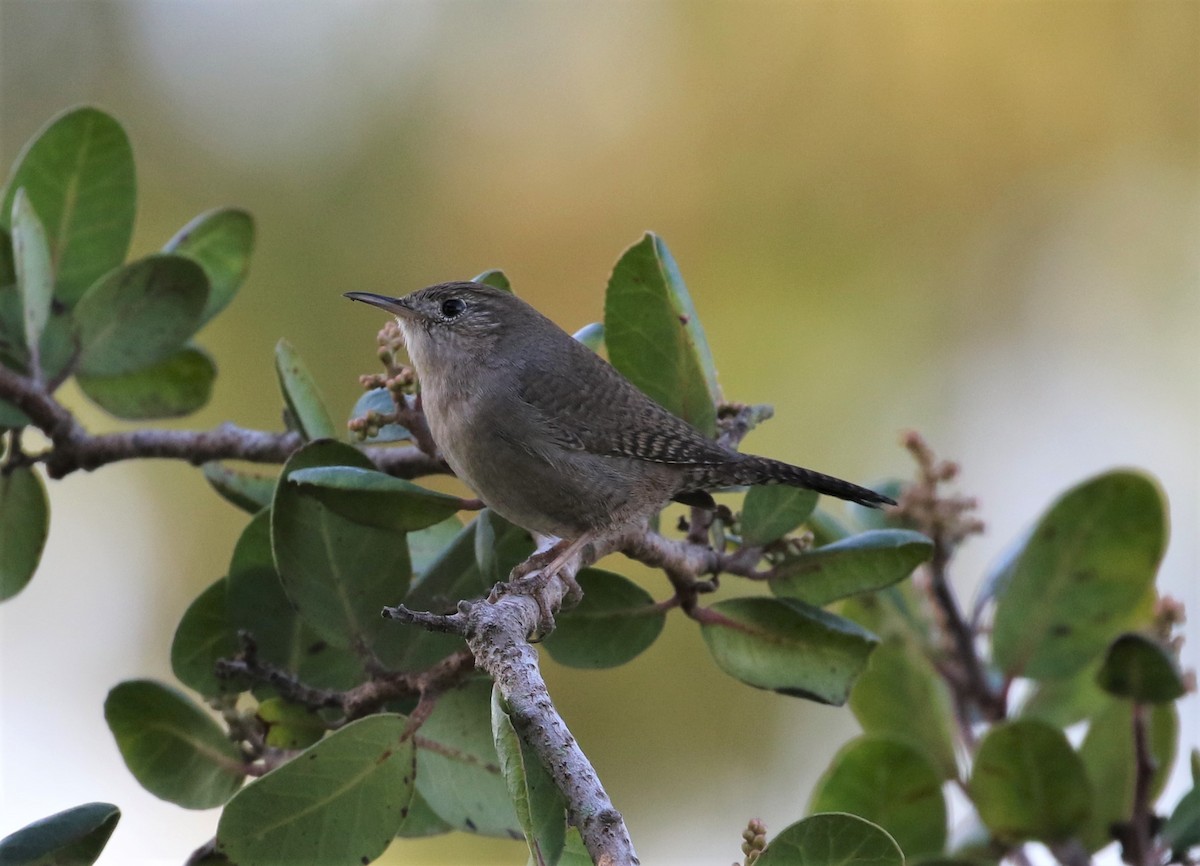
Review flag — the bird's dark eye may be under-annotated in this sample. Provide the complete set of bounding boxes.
[440,298,466,318]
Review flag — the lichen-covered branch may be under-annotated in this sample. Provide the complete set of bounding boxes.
[386,538,641,866]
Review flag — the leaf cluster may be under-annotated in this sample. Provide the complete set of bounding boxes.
[0,107,1194,866]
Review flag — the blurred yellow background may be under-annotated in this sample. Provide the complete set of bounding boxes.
[1,2,1196,865]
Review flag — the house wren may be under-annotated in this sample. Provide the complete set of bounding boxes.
[346,282,894,572]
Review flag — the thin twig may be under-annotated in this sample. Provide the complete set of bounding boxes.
[1123,703,1157,866]
[0,364,448,479]
[216,634,475,726]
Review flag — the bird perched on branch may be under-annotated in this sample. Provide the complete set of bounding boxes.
[347,282,893,583]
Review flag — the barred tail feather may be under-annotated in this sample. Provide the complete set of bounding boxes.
[738,456,895,508]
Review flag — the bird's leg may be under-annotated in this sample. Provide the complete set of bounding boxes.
[503,534,591,639]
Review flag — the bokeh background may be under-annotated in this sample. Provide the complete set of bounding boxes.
[1,2,1196,864]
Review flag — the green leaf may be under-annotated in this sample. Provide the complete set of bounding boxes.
[700,597,878,705]
[74,255,208,376]
[810,736,947,857]
[394,789,452,838]
[808,507,854,546]
[77,344,215,419]
[286,466,463,532]
[202,463,279,514]
[257,697,327,750]
[741,486,818,547]
[405,509,533,612]
[170,577,238,697]
[557,829,592,866]
[274,338,337,441]
[542,569,665,668]
[1077,699,1177,851]
[10,189,53,375]
[571,321,604,352]
[349,387,410,444]
[408,516,463,577]
[271,441,411,650]
[491,685,567,865]
[757,813,904,866]
[1163,785,1200,855]
[415,678,520,836]
[968,719,1091,842]
[216,714,414,866]
[0,400,31,430]
[163,207,254,324]
[1095,632,1186,703]
[226,510,362,690]
[605,232,721,435]
[1020,663,1109,728]
[471,269,511,293]
[849,636,958,779]
[770,530,933,607]
[0,802,120,866]
[0,106,135,305]
[104,679,244,809]
[992,470,1167,680]
[0,466,49,601]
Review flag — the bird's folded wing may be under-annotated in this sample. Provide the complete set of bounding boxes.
[513,351,733,467]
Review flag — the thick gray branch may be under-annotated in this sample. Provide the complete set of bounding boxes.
[387,540,640,866]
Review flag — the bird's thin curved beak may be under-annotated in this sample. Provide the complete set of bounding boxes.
[343,291,417,319]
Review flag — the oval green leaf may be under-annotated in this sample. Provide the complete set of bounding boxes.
[491,686,567,864]
[257,697,328,750]
[571,321,604,352]
[104,679,244,809]
[991,470,1167,680]
[1095,632,1186,703]
[275,338,337,441]
[77,344,215,419]
[349,387,410,443]
[968,719,1091,842]
[1163,784,1200,856]
[848,636,958,779]
[10,189,53,374]
[700,597,878,705]
[271,441,411,650]
[770,529,933,607]
[163,207,254,324]
[226,510,362,691]
[1078,699,1177,851]
[395,790,453,838]
[758,813,904,866]
[605,232,721,435]
[74,255,208,376]
[1019,663,1109,729]
[0,802,120,866]
[408,516,463,577]
[0,107,135,305]
[542,569,665,668]
[810,736,947,857]
[415,678,521,836]
[286,465,463,532]
[404,510,535,612]
[741,486,818,547]
[0,466,49,601]
[471,269,512,293]
[216,714,414,866]
[170,577,239,697]
[202,462,279,514]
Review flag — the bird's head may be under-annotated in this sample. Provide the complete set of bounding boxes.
[346,281,527,368]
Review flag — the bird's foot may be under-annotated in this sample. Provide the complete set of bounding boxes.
[501,536,590,640]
